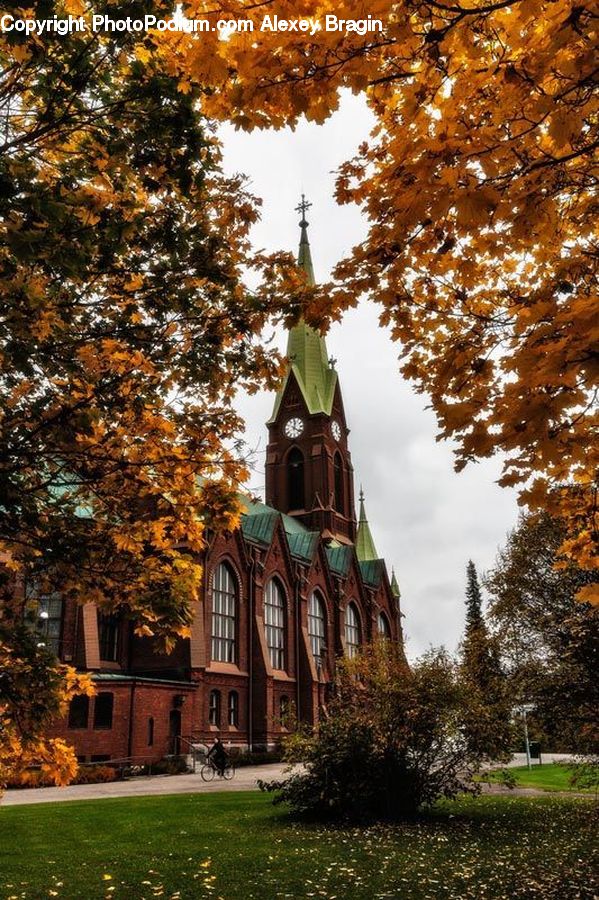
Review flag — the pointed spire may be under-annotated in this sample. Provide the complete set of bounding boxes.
[296,194,315,286]
[391,567,401,599]
[356,487,379,562]
[268,197,337,423]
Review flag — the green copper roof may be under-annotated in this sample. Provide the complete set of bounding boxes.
[240,510,279,545]
[355,489,379,562]
[325,544,352,576]
[298,217,315,286]
[268,209,337,423]
[391,568,401,599]
[287,530,319,561]
[359,559,385,588]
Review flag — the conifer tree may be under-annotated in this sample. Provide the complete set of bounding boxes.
[465,560,484,633]
[460,561,510,752]
[462,560,496,683]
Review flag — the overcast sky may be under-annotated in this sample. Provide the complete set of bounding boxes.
[218,93,519,661]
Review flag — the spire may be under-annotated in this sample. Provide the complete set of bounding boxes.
[391,567,401,599]
[356,487,379,561]
[268,197,337,422]
[296,194,315,286]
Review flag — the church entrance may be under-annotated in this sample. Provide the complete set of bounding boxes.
[169,708,182,755]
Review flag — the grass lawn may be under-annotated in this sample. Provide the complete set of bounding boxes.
[483,763,594,793]
[0,792,597,900]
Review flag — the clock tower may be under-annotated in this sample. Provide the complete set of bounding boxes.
[265,198,357,544]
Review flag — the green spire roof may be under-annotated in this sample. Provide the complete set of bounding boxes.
[391,567,401,599]
[298,211,315,286]
[268,198,337,423]
[355,487,379,562]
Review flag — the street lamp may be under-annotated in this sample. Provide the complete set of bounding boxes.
[514,704,535,769]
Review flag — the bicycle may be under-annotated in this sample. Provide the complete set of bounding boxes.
[200,759,235,782]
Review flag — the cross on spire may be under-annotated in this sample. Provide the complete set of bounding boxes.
[295,193,312,226]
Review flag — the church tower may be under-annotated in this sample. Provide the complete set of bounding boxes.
[265,198,357,544]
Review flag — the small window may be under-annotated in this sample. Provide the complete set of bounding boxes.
[209,689,221,726]
[345,603,360,659]
[378,612,391,640]
[90,754,110,763]
[147,717,155,747]
[33,595,63,656]
[93,692,114,730]
[68,695,89,729]
[280,695,290,725]
[98,613,120,662]
[264,579,286,670]
[228,691,239,727]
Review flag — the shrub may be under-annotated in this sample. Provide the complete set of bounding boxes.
[74,765,118,785]
[150,756,189,776]
[228,749,283,767]
[260,643,513,821]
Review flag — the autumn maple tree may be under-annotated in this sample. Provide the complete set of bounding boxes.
[0,1,311,786]
[162,0,597,596]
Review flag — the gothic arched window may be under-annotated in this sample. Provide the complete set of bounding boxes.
[228,691,239,727]
[378,612,391,640]
[308,591,327,668]
[264,578,286,670]
[345,602,361,658]
[209,690,221,726]
[334,452,344,514]
[211,562,237,663]
[287,447,304,511]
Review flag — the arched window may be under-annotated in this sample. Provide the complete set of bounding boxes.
[211,563,237,663]
[209,690,221,726]
[287,447,304,511]
[378,612,391,640]
[334,452,344,514]
[264,579,286,670]
[345,603,360,658]
[308,592,327,668]
[228,691,239,727]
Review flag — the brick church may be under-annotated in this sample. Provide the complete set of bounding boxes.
[43,206,405,763]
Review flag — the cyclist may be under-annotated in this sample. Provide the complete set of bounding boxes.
[206,736,228,777]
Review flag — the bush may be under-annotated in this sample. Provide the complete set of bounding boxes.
[260,643,513,821]
[228,749,283,767]
[6,763,118,789]
[149,756,189,776]
[74,765,118,785]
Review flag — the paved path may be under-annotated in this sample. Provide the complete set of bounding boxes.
[502,752,579,768]
[1,763,289,807]
[1,754,585,808]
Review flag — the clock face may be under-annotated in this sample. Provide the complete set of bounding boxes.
[284,417,304,439]
[331,420,341,442]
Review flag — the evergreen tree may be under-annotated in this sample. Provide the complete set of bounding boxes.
[460,562,510,749]
[465,560,484,633]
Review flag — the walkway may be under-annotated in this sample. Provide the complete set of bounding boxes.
[1,763,289,807]
[1,754,583,808]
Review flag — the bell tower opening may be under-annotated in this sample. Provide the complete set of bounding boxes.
[334,451,344,515]
[287,447,305,511]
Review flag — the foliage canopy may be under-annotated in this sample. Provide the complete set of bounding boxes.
[166,0,598,593]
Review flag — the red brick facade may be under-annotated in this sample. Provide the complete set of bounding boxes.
[39,276,405,761]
